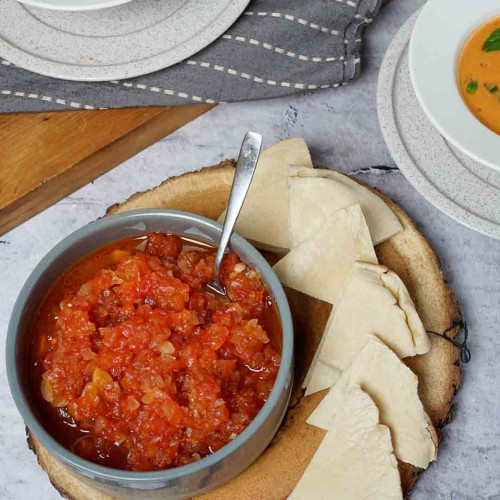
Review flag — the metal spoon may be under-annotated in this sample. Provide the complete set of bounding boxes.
[206,131,263,297]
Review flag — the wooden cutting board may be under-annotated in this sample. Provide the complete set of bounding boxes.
[0,104,213,237]
[28,161,464,499]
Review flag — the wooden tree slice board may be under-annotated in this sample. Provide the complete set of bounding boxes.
[28,161,463,499]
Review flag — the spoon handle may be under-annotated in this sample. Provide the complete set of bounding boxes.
[213,131,262,279]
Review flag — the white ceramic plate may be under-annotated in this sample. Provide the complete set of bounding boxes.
[0,0,250,81]
[378,10,500,241]
[409,0,500,172]
[15,0,132,12]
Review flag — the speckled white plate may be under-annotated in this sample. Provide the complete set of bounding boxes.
[0,0,250,81]
[378,10,500,241]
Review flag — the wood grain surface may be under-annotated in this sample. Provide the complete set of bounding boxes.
[0,104,213,236]
[28,162,463,500]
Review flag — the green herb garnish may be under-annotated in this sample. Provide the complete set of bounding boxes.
[466,80,478,94]
[486,84,499,93]
[482,28,500,52]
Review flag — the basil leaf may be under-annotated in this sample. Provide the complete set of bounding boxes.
[466,80,478,94]
[483,28,500,52]
[487,84,499,93]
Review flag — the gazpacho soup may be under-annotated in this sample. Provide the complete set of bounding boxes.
[29,232,282,471]
[458,16,500,135]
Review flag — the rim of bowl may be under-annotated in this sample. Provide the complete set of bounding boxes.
[409,0,500,172]
[6,209,294,483]
[15,0,133,11]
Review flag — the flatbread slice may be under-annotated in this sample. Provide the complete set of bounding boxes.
[304,261,431,395]
[217,138,312,252]
[273,205,377,304]
[307,337,438,469]
[288,166,402,246]
[289,384,402,500]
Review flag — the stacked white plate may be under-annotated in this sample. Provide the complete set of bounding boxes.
[0,0,250,81]
[377,3,500,240]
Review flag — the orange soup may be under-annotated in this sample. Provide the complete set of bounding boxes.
[458,16,500,135]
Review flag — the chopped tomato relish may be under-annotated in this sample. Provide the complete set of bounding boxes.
[30,233,281,471]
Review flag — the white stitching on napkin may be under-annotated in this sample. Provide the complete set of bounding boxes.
[221,35,343,62]
[108,80,219,104]
[0,89,98,109]
[335,0,357,6]
[185,60,346,90]
[354,13,373,23]
[243,12,341,36]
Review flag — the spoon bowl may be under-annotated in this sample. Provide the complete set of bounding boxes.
[206,131,262,297]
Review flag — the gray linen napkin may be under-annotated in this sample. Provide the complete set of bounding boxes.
[0,0,381,113]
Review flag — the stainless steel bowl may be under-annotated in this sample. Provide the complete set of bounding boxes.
[6,209,293,499]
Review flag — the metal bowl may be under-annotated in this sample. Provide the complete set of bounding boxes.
[6,209,293,499]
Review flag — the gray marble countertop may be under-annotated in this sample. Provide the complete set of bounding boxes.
[1,0,499,498]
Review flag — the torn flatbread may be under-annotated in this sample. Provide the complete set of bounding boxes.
[289,384,402,500]
[217,138,312,252]
[288,166,402,246]
[307,337,438,469]
[305,261,430,395]
[273,205,377,304]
